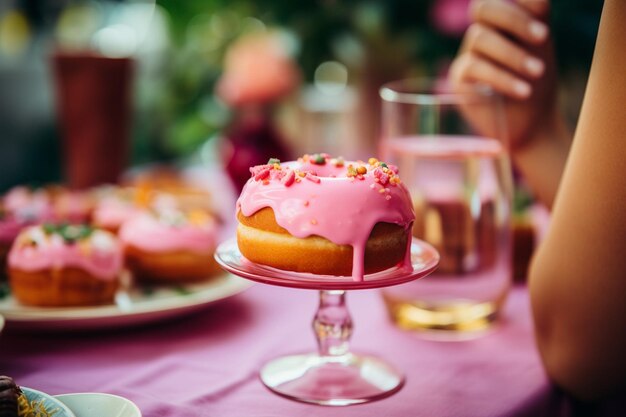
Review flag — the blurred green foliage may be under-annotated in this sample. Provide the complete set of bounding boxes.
[0,0,603,191]
[153,0,462,156]
[153,0,602,158]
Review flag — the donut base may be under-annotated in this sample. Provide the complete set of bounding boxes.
[125,245,222,283]
[9,267,119,307]
[237,208,410,276]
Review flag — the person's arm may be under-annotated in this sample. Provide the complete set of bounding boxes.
[449,0,571,208]
[529,0,626,401]
[512,110,570,208]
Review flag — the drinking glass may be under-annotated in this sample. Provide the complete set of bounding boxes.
[52,51,133,189]
[379,79,513,338]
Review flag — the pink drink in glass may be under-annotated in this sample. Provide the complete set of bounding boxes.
[382,135,512,336]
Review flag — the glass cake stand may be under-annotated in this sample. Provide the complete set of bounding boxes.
[215,237,439,406]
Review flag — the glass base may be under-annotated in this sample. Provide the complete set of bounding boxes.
[260,353,405,406]
[383,295,501,341]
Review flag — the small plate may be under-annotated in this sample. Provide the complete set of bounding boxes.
[21,387,76,417]
[215,237,440,290]
[55,393,142,417]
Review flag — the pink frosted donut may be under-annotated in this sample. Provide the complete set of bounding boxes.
[236,154,416,281]
[119,208,221,283]
[8,224,123,306]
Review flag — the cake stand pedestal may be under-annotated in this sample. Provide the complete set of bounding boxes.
[215,238,439,406]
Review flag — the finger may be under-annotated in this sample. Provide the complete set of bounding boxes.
[517,0,550,18]
[470,0,549,44]
[465,23,545,78]
[450,53,532,99]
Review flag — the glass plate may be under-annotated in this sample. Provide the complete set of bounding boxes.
[215,237,440,290]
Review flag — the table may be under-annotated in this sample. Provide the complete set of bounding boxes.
[4,281,608,417]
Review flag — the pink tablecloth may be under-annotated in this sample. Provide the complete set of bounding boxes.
[0,284,611,416]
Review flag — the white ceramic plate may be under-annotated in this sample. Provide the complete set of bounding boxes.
[55,393,142,417]
[0,273,251,331]
[21,387,77,417]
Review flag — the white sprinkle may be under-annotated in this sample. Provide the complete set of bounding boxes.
[91,231,116,251]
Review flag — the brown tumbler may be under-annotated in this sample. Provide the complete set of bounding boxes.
[52,51,134,189]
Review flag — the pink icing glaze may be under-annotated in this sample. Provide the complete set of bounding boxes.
[8,226,123,280]
[93,198,142,230]
[236,155,416,281]
[118,212,217,254]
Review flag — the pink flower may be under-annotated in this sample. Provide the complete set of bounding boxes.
[430,0,471,37]
[217,31,301,107]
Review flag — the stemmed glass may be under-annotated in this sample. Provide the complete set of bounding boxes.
[215,237,439,406]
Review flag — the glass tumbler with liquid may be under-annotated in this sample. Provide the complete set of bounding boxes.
[379,79,513,338]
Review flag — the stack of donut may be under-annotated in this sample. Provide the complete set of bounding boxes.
[1,171,222,308]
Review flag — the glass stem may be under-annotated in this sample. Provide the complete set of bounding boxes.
[313,290,353,357]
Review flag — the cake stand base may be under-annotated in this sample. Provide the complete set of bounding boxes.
[215,238,439,406]
[260,353,404,406]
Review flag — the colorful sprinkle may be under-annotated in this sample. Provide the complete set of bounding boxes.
[282,169,295,187]
[368,157,378,165]
[41,223,95,243]
[332,157,345,167]
[267,158,281,165]
[305,173,321,183]
[373,167,390,185]
[254,167,271,181]
[356,166,367,175]
[312,154,326,165]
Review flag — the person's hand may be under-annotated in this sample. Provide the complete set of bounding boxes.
[449,0,560,150]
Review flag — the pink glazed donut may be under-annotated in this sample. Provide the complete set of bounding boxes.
[236,154,416,281]
[8,224,123,306]
[119,208,222,283]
